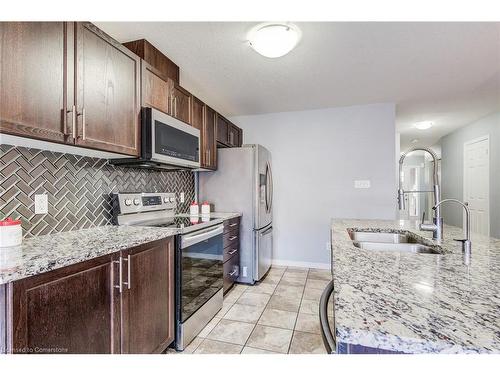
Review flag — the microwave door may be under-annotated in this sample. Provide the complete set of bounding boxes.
[149,108,200,168]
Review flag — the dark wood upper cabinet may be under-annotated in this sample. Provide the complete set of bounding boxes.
[204,106,217,170]
[123,39,179,84]
[216,114,229,146]
[9,253,120,354]
[0,22,73,144]
[121,238,174,354]
[141,61,170,114]
[228,123,241,147]
[74,23,140,156]
[169,82,191,124]
[191,96,204,132]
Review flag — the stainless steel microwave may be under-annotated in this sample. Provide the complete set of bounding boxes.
[110,107,200,170]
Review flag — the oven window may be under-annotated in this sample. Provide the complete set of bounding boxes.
[181,234,223,322]
[155,120,199,162]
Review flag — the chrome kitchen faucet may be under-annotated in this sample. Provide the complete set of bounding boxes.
[398,146,443,241]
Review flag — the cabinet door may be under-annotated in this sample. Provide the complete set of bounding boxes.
[228,123,240,147]
[216,114,229,146]
[122,238,174,354]
[9,254,120,354]
[170,82,191,124]
[204,106,217,169]
[142,61,169,114]
[75,22,140,156]
[0,22,73,143]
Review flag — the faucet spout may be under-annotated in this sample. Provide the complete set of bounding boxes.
[433,198,471,254]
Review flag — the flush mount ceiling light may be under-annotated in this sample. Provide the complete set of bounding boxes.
[414,121,434,130]
[248,23,301,58]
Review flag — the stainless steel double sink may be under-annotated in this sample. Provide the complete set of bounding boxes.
[349,231,440,254]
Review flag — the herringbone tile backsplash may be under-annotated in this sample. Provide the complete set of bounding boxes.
[0,145,195,238]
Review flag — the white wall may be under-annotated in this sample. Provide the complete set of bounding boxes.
[231,103,397,268]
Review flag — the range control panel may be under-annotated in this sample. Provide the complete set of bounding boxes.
[116,192,176,215]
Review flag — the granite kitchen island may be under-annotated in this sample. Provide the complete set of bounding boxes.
[330,219,500,354]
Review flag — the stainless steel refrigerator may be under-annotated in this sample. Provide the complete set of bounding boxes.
[199,144,273,284]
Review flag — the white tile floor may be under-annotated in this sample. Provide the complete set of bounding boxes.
[169,266,332,354]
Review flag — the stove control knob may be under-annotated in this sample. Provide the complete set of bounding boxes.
[124,199,132,206]
[169,197,175,203]
[133,198,140,206]
[163,197,169,203]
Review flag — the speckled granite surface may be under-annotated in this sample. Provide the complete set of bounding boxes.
[0,212,241,285]
[0,225,179,284]
[331,219,500,353]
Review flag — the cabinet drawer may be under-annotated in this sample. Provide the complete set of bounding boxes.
[223,217,240,233]
[223,243,239,263]
[223,230,239,249]
[223,253,240,293]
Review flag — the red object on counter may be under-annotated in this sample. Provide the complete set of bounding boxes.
[0,218,21,226]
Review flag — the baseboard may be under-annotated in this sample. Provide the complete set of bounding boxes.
[271,259,330,270]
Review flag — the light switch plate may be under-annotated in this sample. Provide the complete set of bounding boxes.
[34,194,48,214]
[180,192,185,203]
[354,180,371,189]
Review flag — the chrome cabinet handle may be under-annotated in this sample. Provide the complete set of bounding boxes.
[81,108,86,140]
[123,254,131,289]
[228,249,238,255]
[229,236,237,241]
[229,269,238,277]
[229,223,238,227]
[67,105,77,139]
[113,257,123,293]
[319,280,336,354]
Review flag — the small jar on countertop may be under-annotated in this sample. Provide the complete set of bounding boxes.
[189,202,199,216]
[201,201,211,215]
[0,218,22,248]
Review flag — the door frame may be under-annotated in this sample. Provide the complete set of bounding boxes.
[463,135,490,236]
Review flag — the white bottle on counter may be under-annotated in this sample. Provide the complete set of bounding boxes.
[189,202,199,216]
[0,218,23,248]
[201,201,211,215]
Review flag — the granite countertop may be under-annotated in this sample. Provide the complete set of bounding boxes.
[0,212,241,285]
[331,219,500,354]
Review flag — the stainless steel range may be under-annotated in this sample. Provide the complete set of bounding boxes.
[113,192,224,351]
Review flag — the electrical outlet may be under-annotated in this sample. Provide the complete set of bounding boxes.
[180,192,185,203]
[34,194,48,214]
[242,266,248,278]
[354,180,371,189]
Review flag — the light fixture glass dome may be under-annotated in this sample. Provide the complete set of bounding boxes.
[414,121,434,130]
[248,23,301,58]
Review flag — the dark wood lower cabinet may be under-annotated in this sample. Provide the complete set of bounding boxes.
[222,217,241,294]
[9,253,120,354]
[1,237,174,354]
[122,239,174,354]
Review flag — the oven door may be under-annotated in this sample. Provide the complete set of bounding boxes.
[179,224,224,323]
[149,107,200,168]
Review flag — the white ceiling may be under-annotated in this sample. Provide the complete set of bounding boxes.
[96,22,500,149]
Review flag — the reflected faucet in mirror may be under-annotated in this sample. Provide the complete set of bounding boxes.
[398,146,443,241]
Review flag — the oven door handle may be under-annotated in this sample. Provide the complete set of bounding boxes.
[181,224,224,248]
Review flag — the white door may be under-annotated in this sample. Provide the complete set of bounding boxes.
[464,136,490,236]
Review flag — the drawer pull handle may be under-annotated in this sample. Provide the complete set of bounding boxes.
[228,249,238,255]
[229,223,238,227]
[229,236,237,241]
[229,270,238,277]
[113,257,123,293]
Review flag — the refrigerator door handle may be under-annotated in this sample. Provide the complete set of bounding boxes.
[265,162,271,213]
[268,162,273,212]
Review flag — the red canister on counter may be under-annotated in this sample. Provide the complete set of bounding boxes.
[0,218,22,247]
